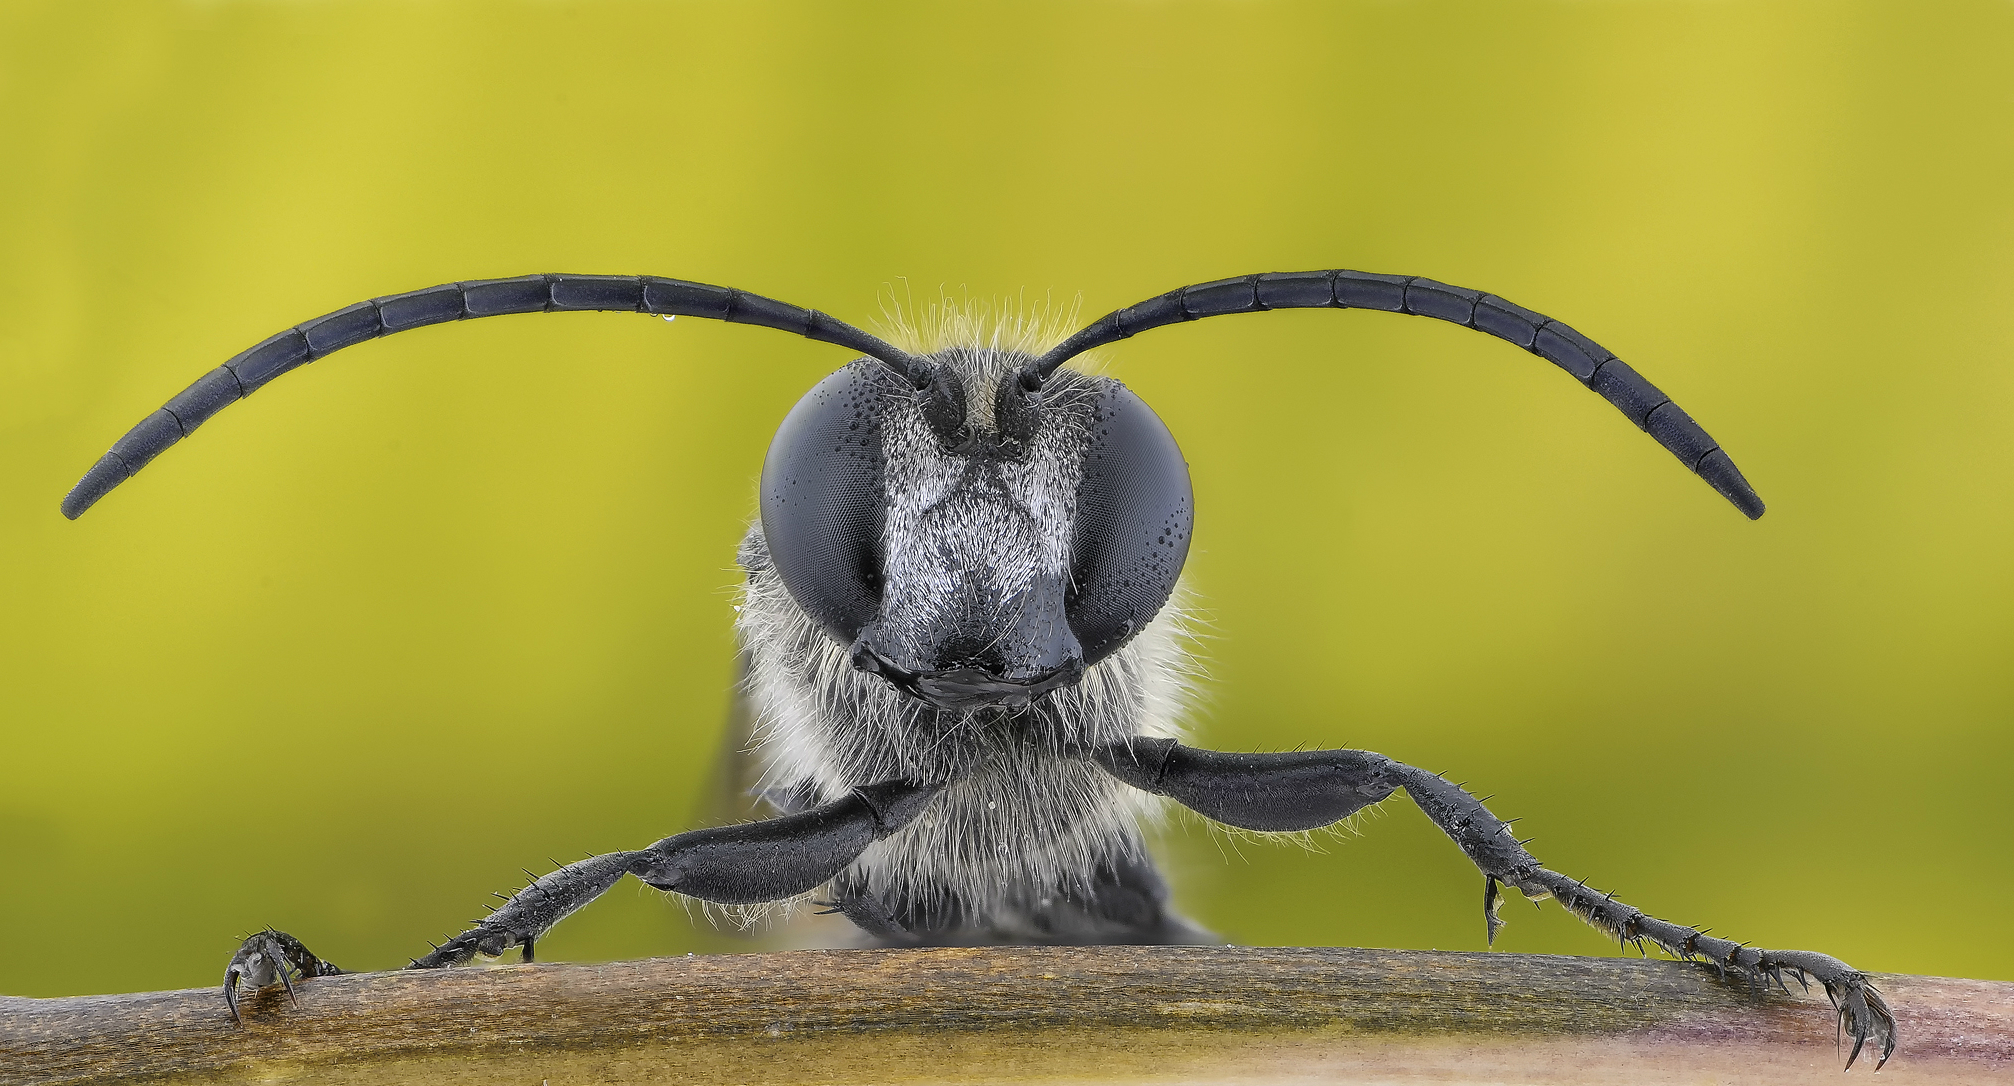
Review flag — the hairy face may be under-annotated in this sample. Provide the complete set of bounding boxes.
[858,355,1094,707]
[756,348,1192,713]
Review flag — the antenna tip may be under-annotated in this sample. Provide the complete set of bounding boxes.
[61,453,131,520]
[1696,449,1765,520]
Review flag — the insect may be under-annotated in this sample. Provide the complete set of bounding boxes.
[63,270,1894,1067]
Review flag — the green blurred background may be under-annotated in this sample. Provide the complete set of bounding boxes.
[2,0,2009,998]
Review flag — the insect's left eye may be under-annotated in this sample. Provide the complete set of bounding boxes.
[1067,383,1194,664]
[759,361,896,643]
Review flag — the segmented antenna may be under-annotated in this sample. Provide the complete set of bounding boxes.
[1024,271,1765,519]
[60,275,919,519]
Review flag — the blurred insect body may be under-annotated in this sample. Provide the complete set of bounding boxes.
[64,270,1891,1067]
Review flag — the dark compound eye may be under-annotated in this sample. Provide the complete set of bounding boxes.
[1068,383,1193,664]
[759,361,897,643]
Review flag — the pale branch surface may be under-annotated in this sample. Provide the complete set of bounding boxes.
[4,946,2009,1085]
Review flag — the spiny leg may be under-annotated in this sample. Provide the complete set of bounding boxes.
[1507,866,1895,1070]
[222,779,941,1020]
[1089,738,1895,1069]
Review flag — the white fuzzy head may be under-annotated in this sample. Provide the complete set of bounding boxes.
[732,325,1201,933]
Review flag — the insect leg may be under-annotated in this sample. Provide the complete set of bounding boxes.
[1089,738,1895,1069]
[223,928,345,1024]
[221,779,941,1020]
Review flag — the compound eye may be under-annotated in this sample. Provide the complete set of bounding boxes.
[759,362,896,643]
[1068,382,1193,664]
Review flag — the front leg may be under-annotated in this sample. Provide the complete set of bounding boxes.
[223,929,345,1024]
[224,779,942,1018]
[1090,738,1896,1070]
[419,778,943,966]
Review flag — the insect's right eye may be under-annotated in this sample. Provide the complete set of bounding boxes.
[1065,383,1193,664]
[759,361,895,643]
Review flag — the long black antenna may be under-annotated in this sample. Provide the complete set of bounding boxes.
[1023,271,1765,519]
[61,274,920,519]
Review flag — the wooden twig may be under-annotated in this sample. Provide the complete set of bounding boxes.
[3,946,2009,1084]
